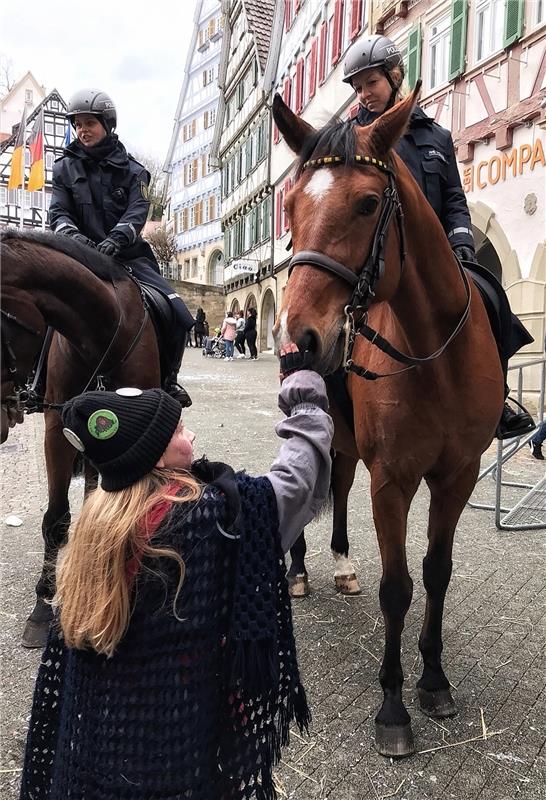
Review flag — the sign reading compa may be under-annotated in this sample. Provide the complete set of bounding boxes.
[231,260,259,274]
[462,139,545,192]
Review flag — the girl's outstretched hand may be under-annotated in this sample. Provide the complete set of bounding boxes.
[278,343,313,383]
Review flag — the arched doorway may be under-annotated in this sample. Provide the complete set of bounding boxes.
[230,299,240,314]
[207,249,224,286]
[244,294,257,316]
[260,289,275,351]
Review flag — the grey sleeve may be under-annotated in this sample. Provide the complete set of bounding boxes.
[264,371,334,554]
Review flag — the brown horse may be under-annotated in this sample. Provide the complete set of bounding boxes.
[1,230,161,648]
[272,85,504,758]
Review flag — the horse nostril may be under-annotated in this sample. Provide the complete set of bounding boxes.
[299,329,319,355]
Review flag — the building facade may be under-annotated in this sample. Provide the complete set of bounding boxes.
[0,71,45,142]
[0,88,67,229]
[211,0,276,351]
[164,0,224,287]
[372,0,546,368]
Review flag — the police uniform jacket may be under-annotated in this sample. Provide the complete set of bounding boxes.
[356,105,475,253]
[49,136,160,272]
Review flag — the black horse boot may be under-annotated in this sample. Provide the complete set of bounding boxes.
[496,398,535,440]
[164,336,192,408]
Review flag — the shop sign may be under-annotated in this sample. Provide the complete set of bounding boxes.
[232,260,258,274]
[462,139,545,193]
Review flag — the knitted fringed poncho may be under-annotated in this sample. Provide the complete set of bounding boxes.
[20,472,310,800]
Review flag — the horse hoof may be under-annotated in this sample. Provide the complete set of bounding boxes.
[288,575,310,598]
[418,687,457,719]
[21,618,51,649]
[334,573,361,595]
[21,599,53,649]
[375,721,415,759]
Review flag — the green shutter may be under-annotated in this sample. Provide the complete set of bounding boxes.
[406,25,421,90]
[449,0,468,81]
[504,0,524,47]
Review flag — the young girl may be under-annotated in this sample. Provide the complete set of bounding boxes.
[20,345,333,800]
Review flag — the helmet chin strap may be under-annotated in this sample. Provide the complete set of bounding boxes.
[382,70,401,111]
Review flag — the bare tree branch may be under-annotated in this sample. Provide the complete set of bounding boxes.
[131,151,166,221]
[0,55,15,98]
[144,225,178,265]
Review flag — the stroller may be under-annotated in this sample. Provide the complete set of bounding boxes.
[202,335,226,359]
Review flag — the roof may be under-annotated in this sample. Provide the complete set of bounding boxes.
[0,89,66,155]
[0,70,45,107]
[243,0,275,74]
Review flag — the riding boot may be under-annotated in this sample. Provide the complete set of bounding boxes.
[495,384,535,440]
[164,335,192,408]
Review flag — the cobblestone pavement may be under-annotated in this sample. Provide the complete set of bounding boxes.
[1,347,545,799]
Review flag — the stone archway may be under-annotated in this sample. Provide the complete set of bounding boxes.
[260,289,276,352]
[207,249,224,286]
[244,294,257,316]
[468,200,521,287]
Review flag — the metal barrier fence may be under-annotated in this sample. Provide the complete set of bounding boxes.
[468,356,546,531]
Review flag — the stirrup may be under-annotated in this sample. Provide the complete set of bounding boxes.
[165,381,192,408]
[496,397,535,440]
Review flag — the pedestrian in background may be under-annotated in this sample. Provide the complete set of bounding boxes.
[235,310,246,358]
[244,307,258,360]
[19,344,333,800]
[194,307,206,348]
[221,310,237,361]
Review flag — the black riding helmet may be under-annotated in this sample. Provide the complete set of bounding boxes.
[66,89,117,133]
[343,34,404,111]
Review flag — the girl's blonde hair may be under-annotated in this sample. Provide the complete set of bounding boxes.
[54,469,201,658]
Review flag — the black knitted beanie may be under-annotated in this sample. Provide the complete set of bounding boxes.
[61,388,182,491]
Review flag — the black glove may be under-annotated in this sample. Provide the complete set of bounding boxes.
[453,245,477,264]
[97,236,121,257]
[61,228,96,249]
[279,348,313,380]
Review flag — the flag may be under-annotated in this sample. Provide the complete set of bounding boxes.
[27,109,45,192]
[7,106,27,190]
[63,122,74,149]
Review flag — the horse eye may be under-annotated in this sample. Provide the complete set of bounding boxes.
[357,196,379,216]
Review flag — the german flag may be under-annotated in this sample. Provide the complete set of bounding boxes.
[27,109,45,192]
[7,106,27,190]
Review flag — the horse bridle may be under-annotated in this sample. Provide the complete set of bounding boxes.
[289,153,471,380]
[1,309,49,414]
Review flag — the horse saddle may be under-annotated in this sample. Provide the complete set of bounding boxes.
[463,261,533,366]
[139,283,176,379]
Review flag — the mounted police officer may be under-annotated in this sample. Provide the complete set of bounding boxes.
[49,89,194,407]
[343,35,535,440]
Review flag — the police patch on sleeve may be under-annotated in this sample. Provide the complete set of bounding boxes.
[87,409,119,440]
[140,182,149,200]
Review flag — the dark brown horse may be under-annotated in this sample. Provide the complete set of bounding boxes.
[1,230,161,647]
[272,86,504,758]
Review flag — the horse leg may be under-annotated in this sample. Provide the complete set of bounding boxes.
[288,532,310,598]
[417,465,480,718]
[22,415,75,648]
[372,478,418,758]
[84,461,99,496]
[331,452,360,595]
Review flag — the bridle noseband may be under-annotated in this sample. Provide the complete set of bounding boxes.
[1,309,46,413]
[288,153,471,380]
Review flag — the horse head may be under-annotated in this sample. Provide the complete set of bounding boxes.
[272,83,420,375]
[1,240,47,442]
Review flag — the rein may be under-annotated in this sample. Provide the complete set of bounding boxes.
[289,154,471,380]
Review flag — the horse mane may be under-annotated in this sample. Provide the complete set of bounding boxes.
[295,118,357,179]
[0,228,129,281]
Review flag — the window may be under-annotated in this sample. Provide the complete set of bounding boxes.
[191,257,198,278]
[429,16,451,90]
[406,25,422,89]
[537,0,545,24]
[209,195,216,220]
[183,258,190,279]
[25,89,33,104]
[349,0,364,41]
[475,0,504,62]
[50,99,60,111]
[0,187,6,208]
[261,195,271,241]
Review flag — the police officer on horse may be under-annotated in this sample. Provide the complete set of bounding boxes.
[343,35,535,439]
[50,88,194,407]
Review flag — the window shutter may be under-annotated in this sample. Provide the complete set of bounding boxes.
[449,0,468,81]
[295,58,304,113]
[309,38,318,98]
[504,0,524,47]
[204,110,209,128]
[350,0,362,40]
[349,103,359,119]
[209,195,215,220]
[318,21,328,85]
[331,0,344,66]
[275,188,283,238]
[285,0,292,31]
[283,179,291,232]
[283,75,292,109]
[406,24,421,90]
[182,208,188,231]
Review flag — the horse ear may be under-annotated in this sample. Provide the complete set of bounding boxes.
[367,80,422,157]
[272,92,316,155]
